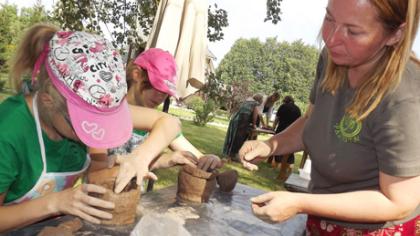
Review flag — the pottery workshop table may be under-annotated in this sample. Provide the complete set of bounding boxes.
[5,183,307,236]
[248,127,275,140]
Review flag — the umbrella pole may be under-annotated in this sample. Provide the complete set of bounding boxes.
[162,97,171,113]
[126,44,133,66]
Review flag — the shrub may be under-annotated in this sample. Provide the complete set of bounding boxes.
[191,97,217,126]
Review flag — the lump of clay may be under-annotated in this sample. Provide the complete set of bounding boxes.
[216,170,238,192]
[37,226,73,236]
[37,218,82,236]
[87,166,140,225]
[177,165,217,203]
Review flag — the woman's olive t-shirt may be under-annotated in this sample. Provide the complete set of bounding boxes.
[302,52,420,229]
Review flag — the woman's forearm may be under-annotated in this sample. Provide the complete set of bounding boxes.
[296,190,417,223]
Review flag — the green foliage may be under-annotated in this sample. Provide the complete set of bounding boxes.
[0,2,50,73]
[0,4,19,72]
[207,4,229,42]
[52,0,156,52]
[265,0,282,24]
[216,38,320,114]
[184,96,201,110]
[51,0,230,52]
[201,72,230,108]
[0,80,6,92]
[188,96,216,126]
[50,0,286,52]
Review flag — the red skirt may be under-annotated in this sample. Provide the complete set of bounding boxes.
[306,215,420,236]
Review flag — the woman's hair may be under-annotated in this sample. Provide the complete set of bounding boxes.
[321,0,419,121]
[253,93,264,105]
[270,91,280,101]
[283,95,294,104]
[126,61,153,91]
[10,23,67,121]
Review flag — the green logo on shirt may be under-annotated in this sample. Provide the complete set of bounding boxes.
[335,114,361,143]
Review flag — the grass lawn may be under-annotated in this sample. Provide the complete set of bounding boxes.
[153,119,303,192]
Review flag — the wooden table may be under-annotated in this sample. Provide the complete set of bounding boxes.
[7,184,307,236]
[248,127,275,140]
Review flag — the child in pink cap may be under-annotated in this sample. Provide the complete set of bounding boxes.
[0,24,180,231]
[91,48,223,177]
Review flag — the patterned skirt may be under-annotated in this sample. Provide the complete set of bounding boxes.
[306,215,420,236]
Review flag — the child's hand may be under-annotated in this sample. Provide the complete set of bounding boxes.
[113,155,157,193]
[197,154,223,172]
[50,184,115,224]
[168,151,199,168]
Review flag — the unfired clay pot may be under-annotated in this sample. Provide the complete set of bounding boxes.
[216,170,238,192]
[177,165,217,203]
[87,166,140,225]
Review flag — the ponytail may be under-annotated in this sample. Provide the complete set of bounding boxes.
[10,23,58,92]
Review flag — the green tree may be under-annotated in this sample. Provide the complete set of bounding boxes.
[51,0,284,52]
[0,1,50,73]
[0,3,19,73]
[216,38,319,112]
[52,1,230,52]
[20,1,50,27]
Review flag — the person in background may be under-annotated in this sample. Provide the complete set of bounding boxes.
[223,94,263,162]
[239,0,420,234]
[257,91,280,128]
[0,24,180,232]
[272,95,301,181]
[91,48,222,174]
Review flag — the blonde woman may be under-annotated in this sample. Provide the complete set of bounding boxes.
[239,0,420,234]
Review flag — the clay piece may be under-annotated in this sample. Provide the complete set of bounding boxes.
[37,226,73,236]
[216,170,238,192]
[87,166,141,225]
[177,165,217,203]
[37,218,83,236]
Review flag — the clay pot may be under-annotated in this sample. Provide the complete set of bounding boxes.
[216,170,238,192]
[177,165,217,203]
[87,166,140,225]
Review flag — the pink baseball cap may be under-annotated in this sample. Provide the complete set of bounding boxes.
[133,48,178,98]
[32,31,132,149]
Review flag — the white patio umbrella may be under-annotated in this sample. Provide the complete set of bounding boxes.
[146,0,208,100]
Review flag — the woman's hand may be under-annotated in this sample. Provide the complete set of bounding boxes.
[239,140,272,171]
[197,154,223,171]
[50,184,115,224]
[251,191,301,223]
[114,154,157,193]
